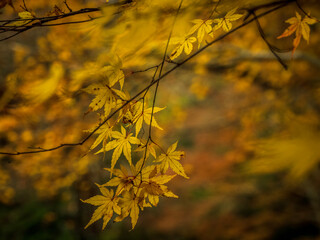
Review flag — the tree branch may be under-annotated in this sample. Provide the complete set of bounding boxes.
[0,0,293,156]
[253,11,288,70]
[0,0,134,41]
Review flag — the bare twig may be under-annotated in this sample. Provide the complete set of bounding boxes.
[253,11,288,70]
[0,0,134,42]
[64,0,73,12]
[295,0,320,22]
[21,0,29,11]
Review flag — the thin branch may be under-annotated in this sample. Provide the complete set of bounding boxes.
[0,7,100,41]
[209,0,222,18]
[64,0,73,13]
[35,18,97,27]
[0,0,293,156]
[243,0,295,21]
[0,7,100,23]
[21,0,29,11]
[138,0,184,174]
[0,0,134,41]
[295,0,320,22]
[129,65,160,75]
[253,11,288,70]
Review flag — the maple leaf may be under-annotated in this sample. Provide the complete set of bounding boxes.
[140,167,178,206]
[104,159,156,187]
[84,80,126,116]
[155,141,189,179]
[89,124,113,151]
[277,12,317,55]
[189,19,214,48]
[169,36,197,60]
[81,187,121,229]
[114,190,141,229]
[130,159,159,187]
[130,101,165,136]
[103,55,125,89]
[135,140,157,159]
[213,8,243,32]
[96,126,140,171]
[102,165,136,194]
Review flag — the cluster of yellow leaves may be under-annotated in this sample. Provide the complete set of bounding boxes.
[83,144,186,229]
[170,8,243,60]
[83,55,189,229]
[84,56,127,116]
[213,8,243,32]
[277,12,318,55]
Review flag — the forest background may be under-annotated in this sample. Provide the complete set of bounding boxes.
[0,0,320,239]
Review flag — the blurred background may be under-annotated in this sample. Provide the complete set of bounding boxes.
[1,0,320,239]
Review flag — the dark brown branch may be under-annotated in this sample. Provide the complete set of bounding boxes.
[295,0,320,22]
[138,0,184,174]
[243,0,294,21]
[64,0,73,13]
[209,0,221,18]
[0,0,293,156]
[21,0,29,11]
[0,7,100,41]
[253,11,288,70]
[0,0,134,41]
[35,18,97,27]
[129,65,160,75]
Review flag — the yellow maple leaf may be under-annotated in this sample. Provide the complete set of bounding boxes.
[277,12,317,55]
[104,159,156,188]
[96,126,140,171]
[189,19,214,48]
[155,141,189,179]
[140,167,178,206]
[114,190,140,230]
[213,8,243,32]
[84,80,125,116]
[103,55,125,89]
[89,124,113,151]
[169,36,197,60]
[81,187,121,229]
[129,101,165,136]
[103,165,136,194]
[135,140,157,159]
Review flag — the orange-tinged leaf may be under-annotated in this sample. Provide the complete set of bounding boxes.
[277,12,318,55]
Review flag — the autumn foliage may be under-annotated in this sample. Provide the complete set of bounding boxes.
[1,0,320,239]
